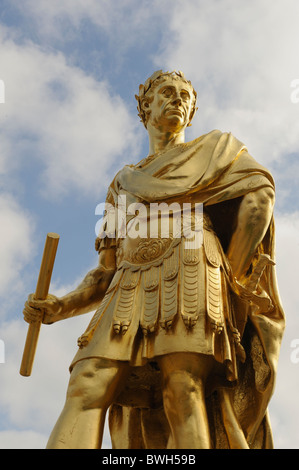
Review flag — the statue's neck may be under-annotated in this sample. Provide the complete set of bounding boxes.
[147,126,185,156]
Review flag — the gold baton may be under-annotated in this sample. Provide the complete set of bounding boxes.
[20,232,60,377]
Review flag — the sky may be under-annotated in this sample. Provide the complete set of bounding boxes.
[0,0,298,449]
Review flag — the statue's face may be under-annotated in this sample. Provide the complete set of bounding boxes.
[146,77,194,132]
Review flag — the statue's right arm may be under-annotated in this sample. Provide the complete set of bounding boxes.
[23,245,116,325]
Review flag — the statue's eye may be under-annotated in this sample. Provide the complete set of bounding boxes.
[162,88,173,97]
[181,91,190,101]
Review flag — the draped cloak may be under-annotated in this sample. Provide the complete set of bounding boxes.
[70,129,285,449]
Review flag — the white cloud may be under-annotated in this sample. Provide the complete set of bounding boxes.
[5,1,298,173]
[13,0,119,33]
[153,0,299,168]
[0,430,48,449]
[13,0,165,37]
[0,193,35,299]
[267,211,299,448]
[275,211,299,320]
[0,28,143,199]
[9,0,171,71]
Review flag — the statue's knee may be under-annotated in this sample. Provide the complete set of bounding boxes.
[66,361,106,410]
[66,358,127,411]
[163,371,201,407]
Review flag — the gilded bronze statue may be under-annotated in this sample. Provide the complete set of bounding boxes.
[22,70,285,449]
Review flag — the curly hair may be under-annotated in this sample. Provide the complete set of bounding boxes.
[135,70,198,129]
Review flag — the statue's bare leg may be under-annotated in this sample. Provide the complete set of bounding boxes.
[157,352,215,449]
[46,358,131,449]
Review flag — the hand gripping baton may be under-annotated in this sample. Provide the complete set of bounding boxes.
[20,233,60,377]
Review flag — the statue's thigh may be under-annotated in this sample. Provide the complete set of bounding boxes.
[157,352,215,382]
[67,358,131,409]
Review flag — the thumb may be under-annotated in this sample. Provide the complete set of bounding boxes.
[27,295,48,309]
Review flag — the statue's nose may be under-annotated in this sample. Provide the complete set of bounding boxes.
[172,96,182,106]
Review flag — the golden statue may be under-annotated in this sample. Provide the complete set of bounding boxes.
[22,70,285,449]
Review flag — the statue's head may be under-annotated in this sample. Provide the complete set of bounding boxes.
[135,70,198,130]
